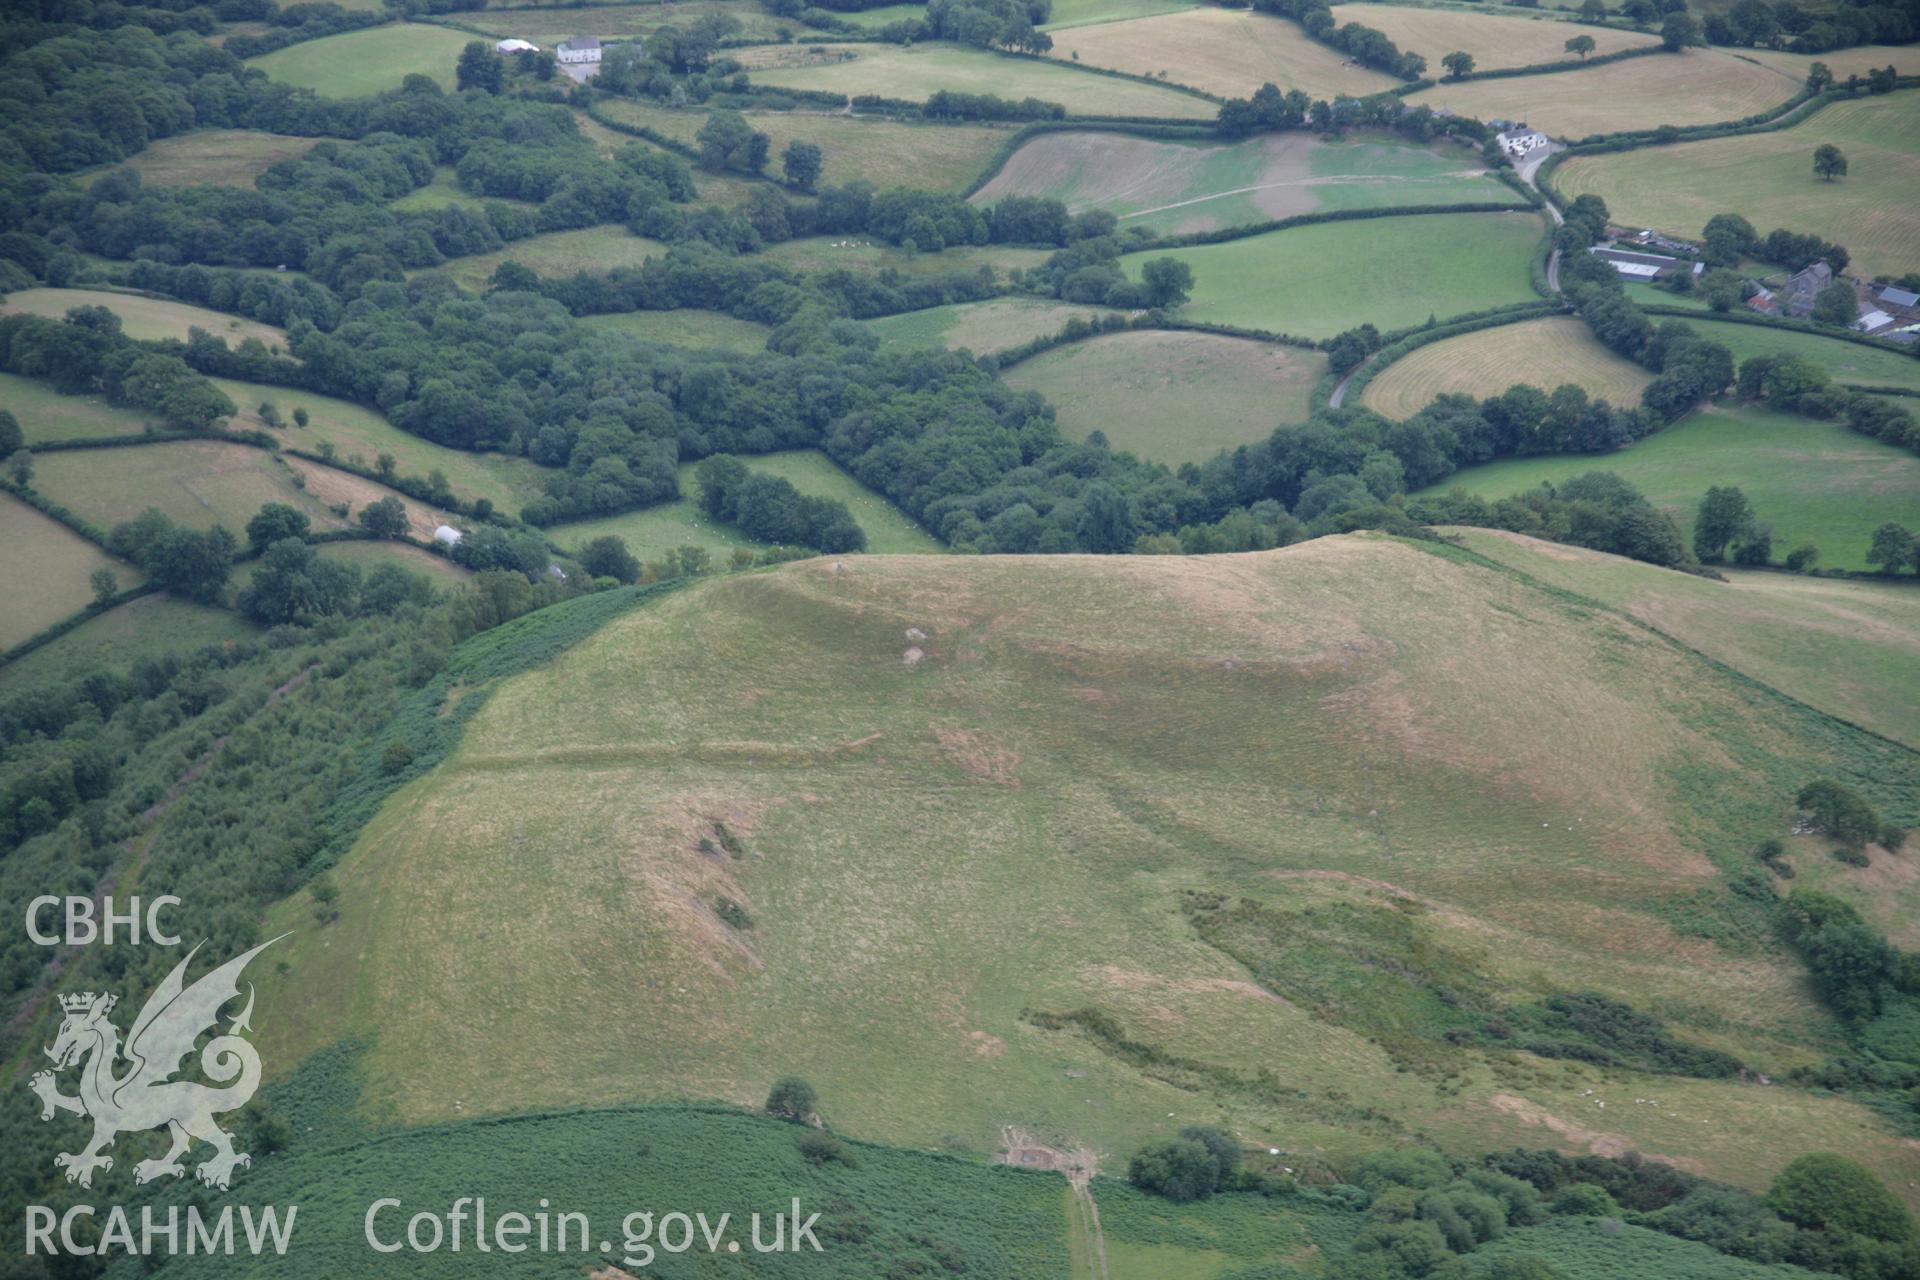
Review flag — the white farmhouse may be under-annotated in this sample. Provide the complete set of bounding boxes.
[556,36,602,66]
[1496,128,1548,157]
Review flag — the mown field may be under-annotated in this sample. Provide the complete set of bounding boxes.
[1453,527,1920,751]
[1129,209,1543,337]
[0,596,253,689]
[255,537,1919,1203]
[1736,43,1920,81]
[0,494,140,651]
[1361,315,1655,418]
[1679,318,1920,392]
[757,236,1052,278]
[87,128,335,188]
[30,440,458,542]
[424,227,669,292]
[1423,403,1920,569]
[246,22,475,95]
[582,307,772,353]
[1328,3,1657,69]
[865,297,1114,356]
[1046,6,1398,99]
[1409,48,1795,140]
[464,0,804,44]
[1552,92,1920,278]
[731,42,1218,119]
[972,129,1507,236]
[591,98,1010,193]
[1,287,286,348]
[1000,329,1324,462]
[1,372,155,443]
[213,379,553,516]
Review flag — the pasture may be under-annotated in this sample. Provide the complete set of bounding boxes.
[757,236,1052,278]
[246,23,475,95]
[1041,0,1201,28]
[1000,329,1324,463]
[465,0,801,44]
[973,129,1507,236]
[1736,43,1920,82]
[1,373,155,444]
[1678,318,1920,393]
[388,167,501,213]
[581,308,772,353]
[1423,403,1920,570]
[30,440,457,542]
[1329,3,1656,70]
[865,298,1115,355]
[0,596,253,689]
[1045,7,1398,100]
[591,99,1009,193]
[213,379,553,516]
[89,128,334,188]
[0,287,286,349]
[731,42,1219,119]
[1408,49,1795,140]
[256,536,1920,1200]
[1551,92,1920,278]
[0,494,141,652]
[1361,316,1655,419]
[424,227,668,292]
[1129,210,1543,338]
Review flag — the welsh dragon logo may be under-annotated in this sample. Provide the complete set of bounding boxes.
[28,937,284,1191]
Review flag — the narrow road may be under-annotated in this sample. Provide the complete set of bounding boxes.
[1328,365,1359,409]
[1516,144,1565,294]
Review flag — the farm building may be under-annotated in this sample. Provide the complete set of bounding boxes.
[1877,284,1919,316]
[1780,262,1833,317]
[1629,229,1698,255]
[557,36,607,83]
[495,38,539,53]
[1589,245,1689,280]
[1855,309,1897,335]
[1495,128,1548,157]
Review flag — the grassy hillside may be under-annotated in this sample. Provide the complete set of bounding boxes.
[1672,319,1920,393]
[1130,210,1542,337]
[246,23,476,95]
[87,128,337,188]
[256,537,1919,1206]
[1000,329,1325,462]
[1328,3,1657,69]
[731,42,1218,119]
[0,493,141,650]
[0,595,254,688]
[582,308,773,353]
[757,236,1051,278]
[1361,316,1655,419]
[1046,7,1398,99]
[424,227,668,292]
[971,129,1507,237]
[1422,403,1920,570]
[1,287,286,348]
[1408,49,1794,140]
[866,298,1115,355]
[465,0,803,45]
[1,372,155,443]
[1552,92,1920,277]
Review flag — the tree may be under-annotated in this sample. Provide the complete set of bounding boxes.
[1813,143,1848,181]
[1578,0,1607,18]
[456,42,502,95]
[1806,61,1833,92]
[1795,779,1882,850]
[246,502,311,554]
[358,496,409,539]
[1810,280,1857,327]
[1702,212,1757,267]
[696,111,768,174]
[765,1077,816,1123]
[1141,257,1194,307]
[0,409,20,455]
[1128,1138,1222,1202]
[1692,485,1752,562]
[1076,481,1135,553]
[1441,51,1475,79]
[579,535,641,584]
[1769,1154,1914,1242]
[1565,34,1597,58]
[292,407,310,428]
[89,568,117,606]
[238,537,360,624]
[1784,542,1819,571]
[6,449,32,488]
[780,140,823,193]
[1660,12,1701,48]
[1867,522,1917,574]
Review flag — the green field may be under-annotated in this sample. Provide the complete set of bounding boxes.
[87,128,338,188]
[1423,403,1920,570]
[1045,6,1400,100]
[246,23,476,95]
[1680,318,1920,393]
[732,41,1218,119]
[1362,315,1654,419]
[1,372,156,443]
[214,379,553,516]
[1041,0,1201,28]
[549,450,939,558]
[1,287,286,349]
[256,537,1919,1204]
[426,227,669,292]
[0,493,141,651]
[1552,92,1920,278]
[0,595,254,688]
[464,0,805,44]
[757,236,1052,279]
[865,298,1114,356]
[1329,2,1657,70]
[388,166,509,213]
[1001,329,1325,463]
[1130,210,1544,338]
[973,129,1508,236]
[595,99,1010,193]
[582,308,772,353]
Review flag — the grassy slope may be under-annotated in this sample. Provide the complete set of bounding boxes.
[865,298,1115,356]
[1327,2,1657,68]
[2,372,155,443]
[1680,318,1920,393]
[1552,92,1920,278]
[246,23,476,95]
[1361,315,1655,419]
[1000,329,1326,463]
[1422,403,1920,570]
[0,493,142,650]
[1408,48,1795,139]
[1041,0,1202,28]
[582,308,772,353]
[87,128,337,188]
[257,536,1919,1206]
[465,0,803,44]
[1132,210,1543,337]
[970,129,1506,237]
[0,596,253,689]
[757,237,1051,278]
[1046,7,1397,99]
[423,227,669,292]
[1,287,286,348]
[732,42,1218,119]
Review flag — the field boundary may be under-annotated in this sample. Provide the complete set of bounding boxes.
[1320,301,1566,410]
[1638,302,1918,359]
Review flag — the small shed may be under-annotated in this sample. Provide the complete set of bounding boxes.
[432,524,463,547]
[495,38,539,53]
